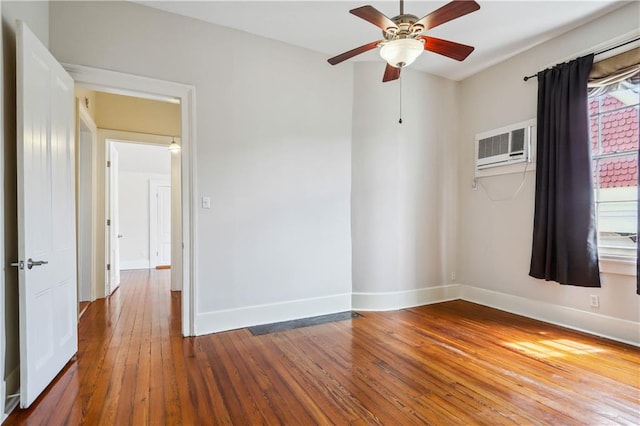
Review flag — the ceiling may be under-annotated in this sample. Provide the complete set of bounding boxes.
[136,1,629,81]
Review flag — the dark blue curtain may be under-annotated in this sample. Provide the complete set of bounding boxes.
[530,54,601,287]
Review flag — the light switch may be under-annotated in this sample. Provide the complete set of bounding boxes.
[202,196,211,209]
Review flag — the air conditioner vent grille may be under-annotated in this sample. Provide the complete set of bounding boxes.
[478,133,509,159]
[511,128,525,152]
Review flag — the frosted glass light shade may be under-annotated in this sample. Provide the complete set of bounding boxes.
[380,38,424,68]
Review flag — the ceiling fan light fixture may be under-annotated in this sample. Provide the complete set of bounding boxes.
[380,38,424,68]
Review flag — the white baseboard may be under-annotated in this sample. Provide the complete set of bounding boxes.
[194,283,638,346]
[120,260,150,270]
[195,293,352,335]
[352,284,460,311]
[460,285,640,347]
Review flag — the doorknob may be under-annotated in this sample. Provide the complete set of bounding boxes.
[26,258,48,269]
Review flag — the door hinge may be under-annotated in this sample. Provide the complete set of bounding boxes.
[107,160,111,167]
[107,264,111,271]
[107,219,111,226]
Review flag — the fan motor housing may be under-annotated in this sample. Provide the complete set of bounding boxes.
[383,14,423,40]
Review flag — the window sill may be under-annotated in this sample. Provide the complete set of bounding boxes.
[599,255,637,276]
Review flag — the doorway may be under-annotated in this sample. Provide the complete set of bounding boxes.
[106,141,175,285]
[66,64,196,337]
[74,90,182,298]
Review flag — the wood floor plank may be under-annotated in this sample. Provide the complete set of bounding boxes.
[227,331,317,424]
[5,270,639,425]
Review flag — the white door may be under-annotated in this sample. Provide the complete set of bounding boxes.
[16,21,77,408]
[150,181,172,267]
[157,185,172,265]
[108,144,121,292]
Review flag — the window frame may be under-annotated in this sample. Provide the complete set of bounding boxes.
[589,81,639,270]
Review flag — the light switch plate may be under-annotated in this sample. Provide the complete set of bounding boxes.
[202,196,211,209]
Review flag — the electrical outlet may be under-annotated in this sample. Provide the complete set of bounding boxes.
[590,295,599,308]
[450,272,456,282]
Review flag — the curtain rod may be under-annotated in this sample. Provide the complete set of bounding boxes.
[523,36,640,82]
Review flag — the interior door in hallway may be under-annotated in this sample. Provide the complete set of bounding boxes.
[150,181,172,267]
[108,144,121,293]
[16,20,77,408]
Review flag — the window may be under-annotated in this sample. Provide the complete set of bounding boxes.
[589,80,639,258]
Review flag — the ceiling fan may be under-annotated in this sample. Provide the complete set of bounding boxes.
[328,0,480,82]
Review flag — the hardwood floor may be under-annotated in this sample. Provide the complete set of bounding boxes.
[78,301,90,319]
[5,269,639,425]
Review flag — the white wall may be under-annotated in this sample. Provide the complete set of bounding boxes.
[45,0,639,344]
[458,3,640,335]
[113,141,171,176]
[49,1,354,332]
[351,63,459,309]
[1,0,50,418]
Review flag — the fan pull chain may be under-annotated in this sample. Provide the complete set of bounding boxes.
[398,75,403,124]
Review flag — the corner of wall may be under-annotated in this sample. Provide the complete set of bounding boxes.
[352,284,461,311]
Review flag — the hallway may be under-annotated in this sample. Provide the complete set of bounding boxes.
[5,269,183,424]
[5,269,182,425]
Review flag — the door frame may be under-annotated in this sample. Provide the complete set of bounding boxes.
[105,138,174,276]
[103,135,179,288]
[0,0,5,420]
[64,64,197,336]
[76,100,97,303]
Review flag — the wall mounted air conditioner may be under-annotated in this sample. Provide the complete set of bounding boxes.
[475,118,536,177]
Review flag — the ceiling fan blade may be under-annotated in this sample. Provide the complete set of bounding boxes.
[350,5,398,31]
[414,0,480,31]
[382,64,401,82]
[420,36,475,61]
[328,40,381,65]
